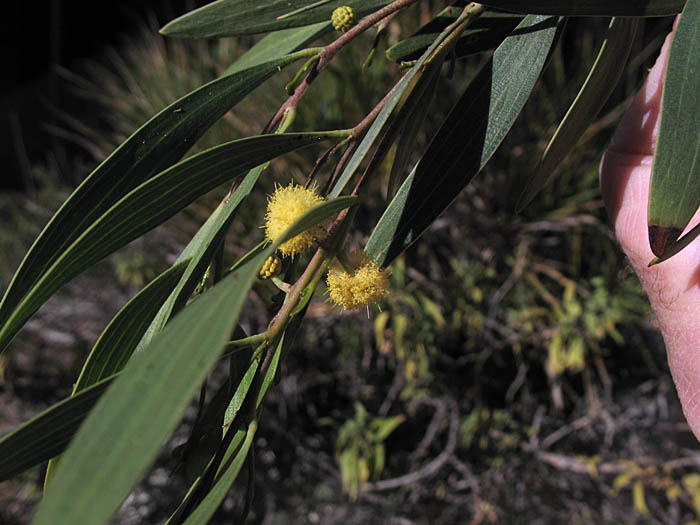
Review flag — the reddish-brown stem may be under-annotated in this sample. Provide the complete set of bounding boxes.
[265,248,328,341]
[306,139,350,188]
[325,141,357,194]
[313,68,407,194]
[326,69,409,194]
[353,70,408,138]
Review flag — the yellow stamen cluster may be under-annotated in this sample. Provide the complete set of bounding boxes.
[259,255,282,279]
[327,250,389,310]
[331,6,355,32]
[264,183,326,257]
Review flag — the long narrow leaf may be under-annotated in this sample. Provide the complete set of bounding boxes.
[647,0,700,258]
[31,196,356,525]
[0,132,339,353]
[387,62,441,199]
[386,8,522,63]
[164,354,259,524]
[139,167,267,349]
[182,331,286,523]
[0,377,115,482]
[0,51,309,353]
[479,0,684,17]
[366,15,561,265]
[44,261,221,487]
[73,261,190,393]
[183,423,256,525]
[161,0,392,38]
[42,262,190,485]
[225,22,329,75]
[517,16,638,211]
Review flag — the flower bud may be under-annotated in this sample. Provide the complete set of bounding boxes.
[331,6,355,32]
[259,255,282,279]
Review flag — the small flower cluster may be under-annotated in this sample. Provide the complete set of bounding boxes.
[331,6,355,32]
[326,250,389,310]
[259,255,282,279]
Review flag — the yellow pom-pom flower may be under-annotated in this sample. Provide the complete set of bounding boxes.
[264,183,325,257]
[259,255,282,279]
[331,6,355,32]
[327,250,389,310]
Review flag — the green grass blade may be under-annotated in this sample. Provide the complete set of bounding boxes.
[161,0,391,38]
[517,16,639,211]
[0,377,115,482]
[0,52,307,351]
[366,15,561,265]
[647,0,700,258]
[0,132,337,353]
[479,0,684,16]
[30,196,356,525]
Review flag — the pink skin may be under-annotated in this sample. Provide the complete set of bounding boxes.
[600,17,700,441]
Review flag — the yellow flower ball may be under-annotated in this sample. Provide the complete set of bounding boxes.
[259,255,282,279]
[331,6,355,32]
[327,250,389,310]
[264,183,325,257]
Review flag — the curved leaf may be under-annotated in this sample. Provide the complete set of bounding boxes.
[179,324,293,523]
[0,377,115,482]
[366,15,561,265]
[161,0,391,38]
[43,261,190,487]
[387,62,441,199]
[0,132,339,353]
[183,423,255,525]
[517,16,639,211]
[0,51,310,353]
[164,352,260,524]
[31,196,356,525]
[647,0,700,258]
[479,0,684,17]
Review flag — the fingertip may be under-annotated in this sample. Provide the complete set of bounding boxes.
[600,19,677,247]
[606,23,675,157]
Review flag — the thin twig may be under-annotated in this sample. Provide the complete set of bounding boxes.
[265,0,419,132]
[325,142,357,195]
[306,138,351,188]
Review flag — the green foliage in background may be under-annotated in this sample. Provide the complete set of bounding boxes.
[332,402,405,499]
[1,1,699,523]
